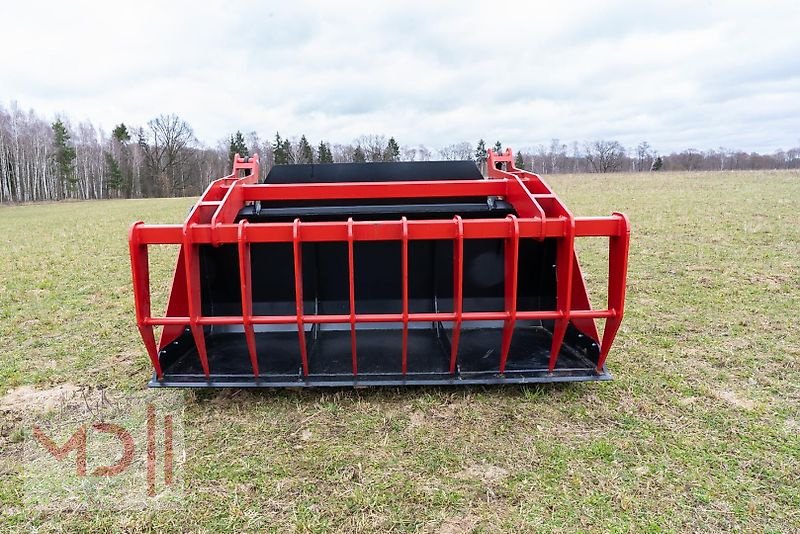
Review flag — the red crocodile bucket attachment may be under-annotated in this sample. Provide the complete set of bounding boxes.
[129,149,630,387]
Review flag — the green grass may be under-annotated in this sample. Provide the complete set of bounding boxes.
[1,170,799,532]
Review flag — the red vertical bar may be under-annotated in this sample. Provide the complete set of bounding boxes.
[347,218,358,376]
[449,216,464,374]
[548,216,576,372]
[292,219,309,376]
[237,221,259,378]
[182,224,210,379]
[129,222,163,379]
[499,215,520,373]
[401,217,409,375]
[596,212,631,371]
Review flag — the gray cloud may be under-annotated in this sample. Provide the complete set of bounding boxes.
[1,0,798,153]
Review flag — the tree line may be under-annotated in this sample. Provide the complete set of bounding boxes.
[1,102,798,203]
[514,139,800,175]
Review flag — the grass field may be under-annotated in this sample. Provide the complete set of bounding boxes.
[1,170,799,532]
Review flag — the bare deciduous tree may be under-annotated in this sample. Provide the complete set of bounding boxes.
[353,134,388,162]
[635,141,652,172]
[438,142,473,160]
[584,140,626,173]
[138,114,196,196]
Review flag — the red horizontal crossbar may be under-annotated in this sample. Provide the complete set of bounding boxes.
[143,309,617,327]
[132,215,625,245]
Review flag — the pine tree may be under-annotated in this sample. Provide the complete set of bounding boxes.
[298,135,314,164]
[104,151,123,192]
[229,130,249,163]
[52,119,77,193]
[318,141,333,163]
[475,139,487,163]
[651,156,663,171]
[282,139,294,164]
[111,123,132,196]
[272,132,288,165]
[112,123,130,144]
[493,140,502,154]
[384,137,400,162]
[514,151,524,169]
[353,146,366,163]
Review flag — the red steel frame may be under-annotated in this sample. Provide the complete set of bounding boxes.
[129,150,630,381]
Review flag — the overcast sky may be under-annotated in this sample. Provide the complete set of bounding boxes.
[2,0,798,153]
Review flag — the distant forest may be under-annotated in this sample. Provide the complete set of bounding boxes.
[1,102,798,203]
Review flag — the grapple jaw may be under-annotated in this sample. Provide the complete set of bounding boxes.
[129,149,630,387]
